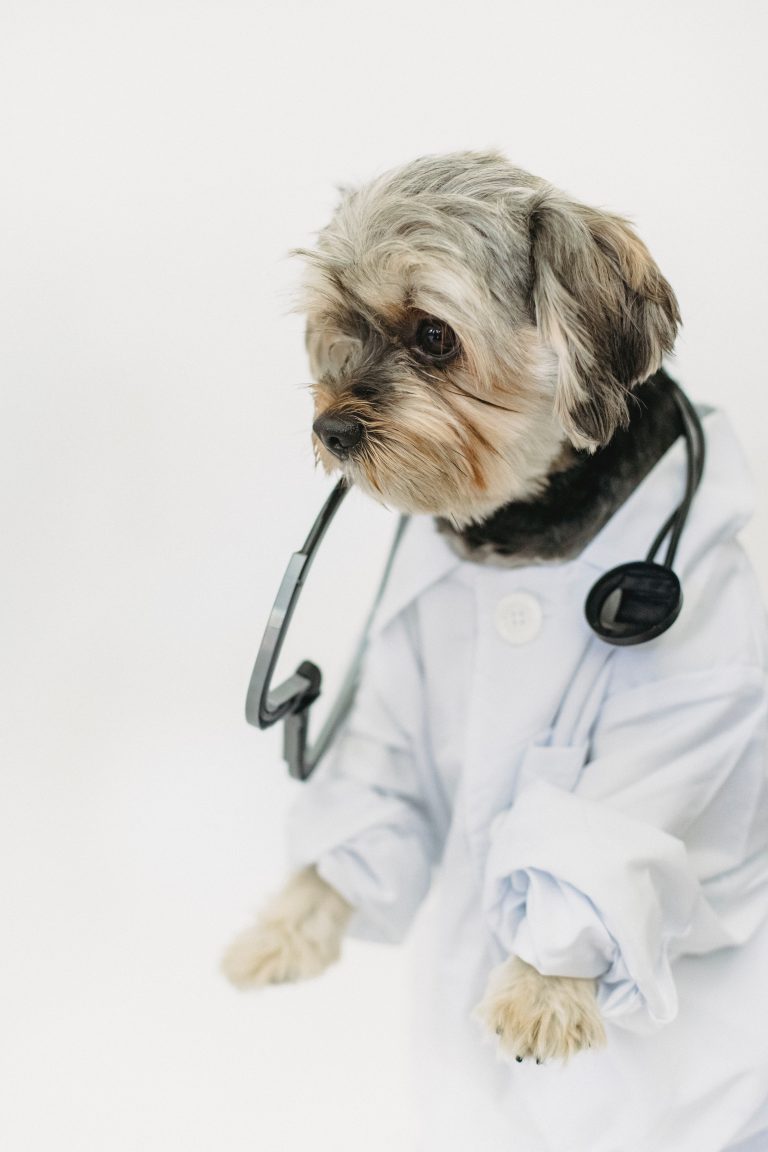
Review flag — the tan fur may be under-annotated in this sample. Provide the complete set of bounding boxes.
[221,867,352,988]
[474,955,606,1064]
[309,320,563,526]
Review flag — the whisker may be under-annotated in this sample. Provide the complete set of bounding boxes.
[443,386,521,414]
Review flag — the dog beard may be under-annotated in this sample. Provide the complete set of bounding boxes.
[299,151,679,525]
[310,344,565,525]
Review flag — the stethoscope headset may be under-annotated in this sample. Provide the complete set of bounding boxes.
[246,380,705,780]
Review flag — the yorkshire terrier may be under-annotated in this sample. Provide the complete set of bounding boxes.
[222,150,681,1064]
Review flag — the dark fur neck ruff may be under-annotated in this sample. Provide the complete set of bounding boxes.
[437,369,684,566]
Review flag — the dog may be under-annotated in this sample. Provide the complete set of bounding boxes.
[223,153,768,1151]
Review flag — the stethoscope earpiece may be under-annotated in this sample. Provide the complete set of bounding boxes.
[585,561,683,646]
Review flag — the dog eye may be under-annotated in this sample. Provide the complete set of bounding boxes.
[414,318,459,363]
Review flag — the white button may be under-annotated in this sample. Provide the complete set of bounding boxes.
[494,592,543,645]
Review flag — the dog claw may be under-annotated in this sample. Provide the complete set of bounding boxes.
[496,1025,504,1036]
[515,1055,523,1063]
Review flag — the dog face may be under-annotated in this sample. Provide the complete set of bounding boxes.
[297,151,679,525]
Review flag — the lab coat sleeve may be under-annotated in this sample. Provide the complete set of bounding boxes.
[483,664,768,1031]
[286,608,442,944]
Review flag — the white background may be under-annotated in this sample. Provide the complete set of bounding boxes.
[2,2,767,1149]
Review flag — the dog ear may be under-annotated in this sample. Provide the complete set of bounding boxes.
[529,190,680,450]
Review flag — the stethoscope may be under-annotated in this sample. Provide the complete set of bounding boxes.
[246,380,705,781]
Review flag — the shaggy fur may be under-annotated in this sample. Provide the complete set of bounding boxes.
[222,867,351,987]
[474,956,607,1064]
[298,150,679,526]
[224,152,683,1063]
[439,368,684,565]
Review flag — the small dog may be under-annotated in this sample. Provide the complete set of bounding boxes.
[223,154,768,1149]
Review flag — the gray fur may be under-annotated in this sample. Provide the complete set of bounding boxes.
[297,151,681,528]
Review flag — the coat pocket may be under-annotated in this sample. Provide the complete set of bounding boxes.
[514,729,589,795]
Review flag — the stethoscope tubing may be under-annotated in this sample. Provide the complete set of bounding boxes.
[246,381,706,778]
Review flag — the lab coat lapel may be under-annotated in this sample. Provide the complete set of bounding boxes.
[371,515,461,634]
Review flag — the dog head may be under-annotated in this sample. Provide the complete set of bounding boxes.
[297,151,680,525]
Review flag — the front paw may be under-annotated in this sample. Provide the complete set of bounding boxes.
[221,867,352,989]
[221,918,334,987]
[474,955,606,1064]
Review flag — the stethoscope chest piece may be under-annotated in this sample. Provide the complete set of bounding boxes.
[248,379,704,775]
[585,560,683,646]
[584,379,704,648]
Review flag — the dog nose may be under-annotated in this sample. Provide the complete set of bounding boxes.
[313,414,364,458]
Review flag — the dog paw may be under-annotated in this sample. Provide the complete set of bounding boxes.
[474,955,606,1064]
[221,918,336,987]
[221,867,352,989]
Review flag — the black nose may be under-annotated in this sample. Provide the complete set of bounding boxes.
[313,413,364,458]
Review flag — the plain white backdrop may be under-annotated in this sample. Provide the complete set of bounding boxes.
[1,2,767,1149]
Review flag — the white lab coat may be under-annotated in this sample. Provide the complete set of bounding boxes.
[288,409,768,1152]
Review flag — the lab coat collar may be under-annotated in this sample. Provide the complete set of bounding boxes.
[372,513,462,634]
[577,408,754,574]
[372,409,754,633]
